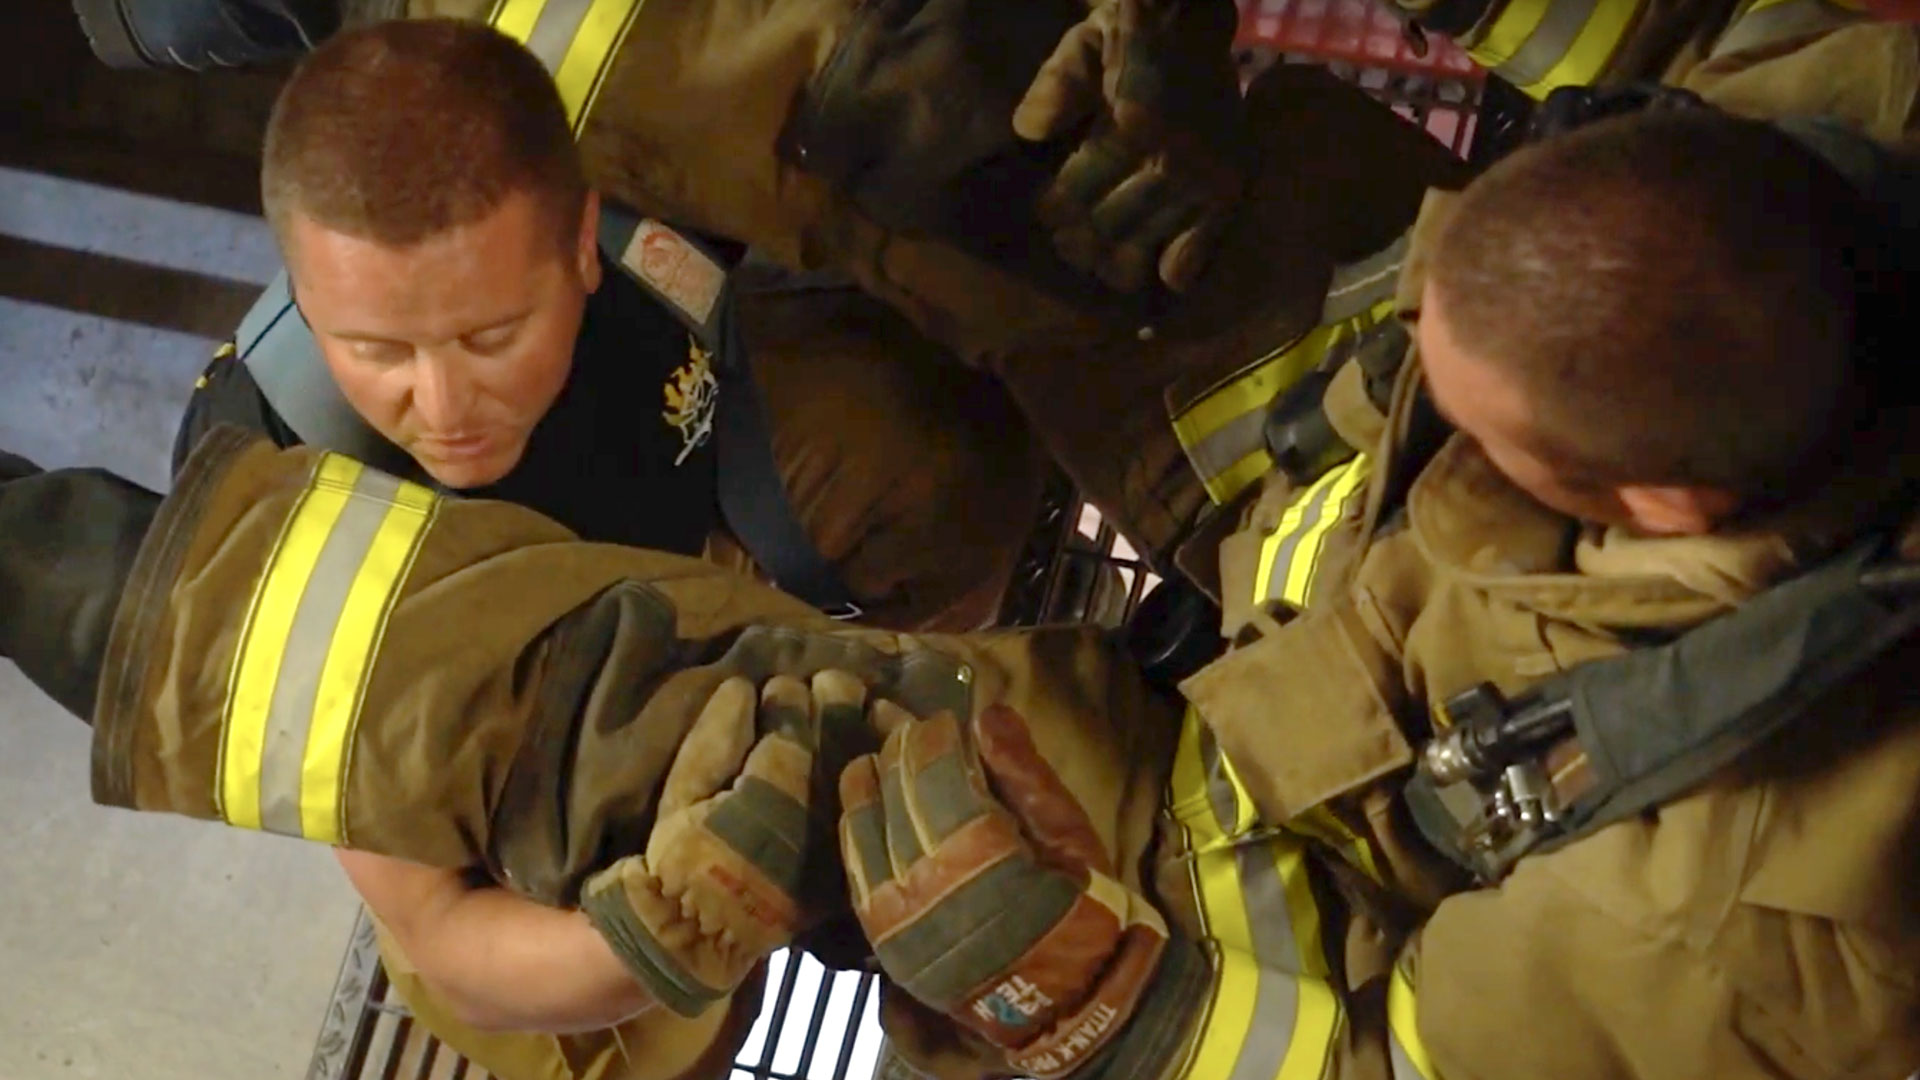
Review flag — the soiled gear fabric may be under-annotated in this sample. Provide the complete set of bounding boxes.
[388,0,1464,562]
[178,260,1042,633]
[82,427,1180,1080]
[46,361,1920,1080]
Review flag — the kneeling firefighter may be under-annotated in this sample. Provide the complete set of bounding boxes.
[193,18,1044,635]
[7,101,1920,1079]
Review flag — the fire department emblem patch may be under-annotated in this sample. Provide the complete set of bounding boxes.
[663,337,719,465]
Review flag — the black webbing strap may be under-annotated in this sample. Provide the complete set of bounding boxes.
[599,208,863,618]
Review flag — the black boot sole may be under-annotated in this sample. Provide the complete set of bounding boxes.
[71,0,160,69]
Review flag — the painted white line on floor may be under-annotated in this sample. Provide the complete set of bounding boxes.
[0,166,280,287]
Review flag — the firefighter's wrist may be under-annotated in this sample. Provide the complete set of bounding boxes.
[1020,932,1212,1080]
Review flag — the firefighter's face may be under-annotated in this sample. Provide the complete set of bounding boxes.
[1417,280,1733,537]
[1416,279,1636,528]
[287,188,602,489]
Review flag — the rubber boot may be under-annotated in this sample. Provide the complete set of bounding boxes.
[0,455,159,722]
[70,0,394,70]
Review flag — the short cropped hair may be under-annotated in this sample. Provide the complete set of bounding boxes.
[1427,110,1866,496]
[261,18,586,249]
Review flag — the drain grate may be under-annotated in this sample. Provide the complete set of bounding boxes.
[308,910,888,1080]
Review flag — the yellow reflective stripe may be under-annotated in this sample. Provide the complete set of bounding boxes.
[1254,455,1369,609]
[1280,455,1366,606]
[1464,0,1554,69]
[1276,974,1341,1080]
[1182,945,1262,1080]
[1171,300,1393,506]
[553,0,644,131]
[1387,966,1437,1079]
[1210,450,1278,510]
[299,482,436,843]
[216,455,438,843]
[490,0,643,131]
[1271,834,1328,980]
[1170,711,1346,1080]
[1171,340,1318,503]
[218,455,359,831]
[491,0,545,45]
[1519,0,1640,95]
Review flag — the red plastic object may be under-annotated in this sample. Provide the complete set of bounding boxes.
[1237,0,1481,78]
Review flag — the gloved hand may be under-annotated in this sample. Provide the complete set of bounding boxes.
[581,671,867,1017]
[1013,0,1248,294]
[840,703,1169,1078]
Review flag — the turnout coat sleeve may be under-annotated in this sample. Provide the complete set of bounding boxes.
[88,426,1177,914]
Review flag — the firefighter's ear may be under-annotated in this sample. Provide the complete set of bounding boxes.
[1616,484,1740,537]
[574,189,603,293]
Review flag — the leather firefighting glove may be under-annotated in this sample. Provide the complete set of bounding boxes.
[840,702,1170,1078]
[581,671,867,1017]
[0,456,159,720]
[1014,0,1249,295]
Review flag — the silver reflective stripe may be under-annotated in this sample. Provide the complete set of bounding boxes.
[1712,0,1864,59]
[1200,734,1305,974]
[1262,476,1342,605]
[525,0,596,72]
[1185,408,1271,494]
[1321,232,1410,324]
[1389,1034,1431,1080]
[1199,733,1306,1080]
[255,467,407,837]
[1494,0,1598,88]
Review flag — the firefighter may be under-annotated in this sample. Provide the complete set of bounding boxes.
[184,18,1046,635]
[6,100,1920,1077]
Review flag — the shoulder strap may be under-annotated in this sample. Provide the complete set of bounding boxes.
[244,207,860,618]
[1406,530,1920,881]
[599,207,865,618]
[235,271,422,480]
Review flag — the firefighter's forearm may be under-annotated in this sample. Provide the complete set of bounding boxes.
[338,849,657,1035]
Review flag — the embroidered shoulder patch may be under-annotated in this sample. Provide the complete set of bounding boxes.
[663,337,719,465]
[622,220,725,327]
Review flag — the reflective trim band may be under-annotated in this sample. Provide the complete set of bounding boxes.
[1496,0,1597,87]
[1171,300,1394,506]
[1518,0,1639,95]
[1322,234,1410,325]
[1712,0,1867,58]
[1168,713,1343,1080]
[216,454,438,844]
[1387,965,1437,1079]
[1462,0,1647,98]
[1252,455,1371,609]
[1459,0,1555,71]
[491,0,645,131]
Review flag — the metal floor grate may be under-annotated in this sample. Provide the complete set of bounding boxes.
[308,911,889,1080]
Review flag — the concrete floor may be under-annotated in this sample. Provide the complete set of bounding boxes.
[0,168,362,1080]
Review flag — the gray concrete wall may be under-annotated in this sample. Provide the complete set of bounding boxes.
[0,166,359,1080]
